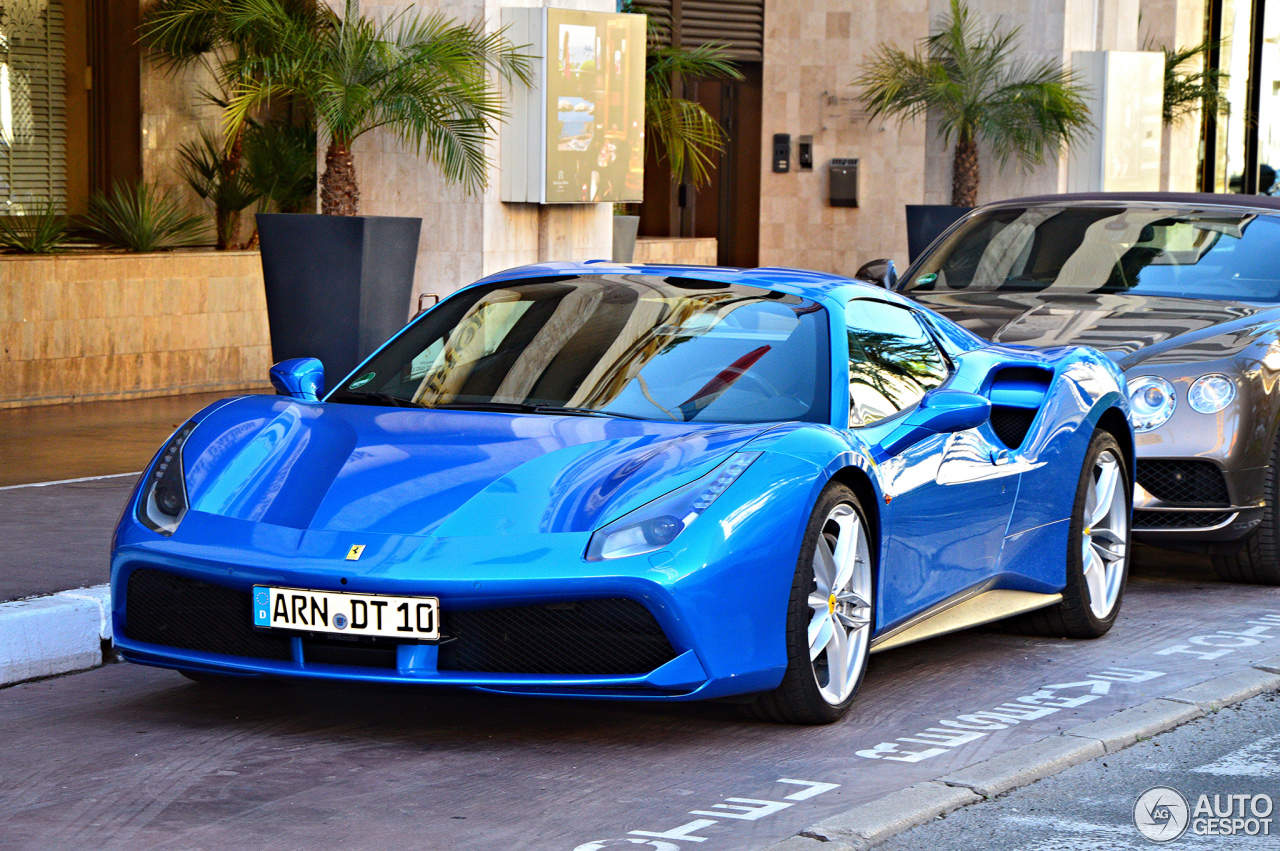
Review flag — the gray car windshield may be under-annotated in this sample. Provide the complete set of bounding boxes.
[903,206,1280,303]
[329,275,831,424]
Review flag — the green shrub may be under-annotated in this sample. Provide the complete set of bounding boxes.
[84,182,210,252]
[242,120,317,214]
[178,129,260,248]
[0,200,72,253]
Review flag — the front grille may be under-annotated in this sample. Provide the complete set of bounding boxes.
[124,568,292,660]
[127,569,678,677]
[1136,460,1230,505]
[440,599,677,675]
[990,406,1036,449]
[1134,510,1235,529]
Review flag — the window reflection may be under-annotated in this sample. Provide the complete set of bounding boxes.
[846,301,949,427]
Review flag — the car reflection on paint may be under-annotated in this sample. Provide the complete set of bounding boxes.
[111,262,1132,724]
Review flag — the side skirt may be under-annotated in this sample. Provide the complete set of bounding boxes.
[869,588,1062,653]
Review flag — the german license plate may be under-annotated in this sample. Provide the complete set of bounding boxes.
[253,586,439,640]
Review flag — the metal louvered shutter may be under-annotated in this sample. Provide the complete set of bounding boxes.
[679,1,763,61]
[631,0,764,62]
[0,0,67,213]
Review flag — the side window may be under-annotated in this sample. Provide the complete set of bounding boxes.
[846,300,950,426]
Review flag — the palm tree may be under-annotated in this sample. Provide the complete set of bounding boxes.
[139,0,321,247]
[1152,39,1228,127]
[643,39,742,188]
[855,0,1091,207]
[222,0,532,216]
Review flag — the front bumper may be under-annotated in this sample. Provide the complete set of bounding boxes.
[110,506,797,701]
[1132,458,1267,543]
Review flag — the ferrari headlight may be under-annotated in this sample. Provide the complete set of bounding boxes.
[585,452,761,561]
[1188,374,1236,415]
[1128,376,1176,432]
[138,421,198,536]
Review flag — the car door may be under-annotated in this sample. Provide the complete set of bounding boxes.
[844,298,1019,632]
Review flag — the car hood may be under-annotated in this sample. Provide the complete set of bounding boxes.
[909,290,1280,369]
[179,395,770,537]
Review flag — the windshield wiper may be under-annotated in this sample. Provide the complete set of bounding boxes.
[429,401,648,420]
[330,390,422,408]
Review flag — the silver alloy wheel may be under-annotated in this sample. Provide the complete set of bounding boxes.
[1082,449,1128,619]
[807,503,873,705]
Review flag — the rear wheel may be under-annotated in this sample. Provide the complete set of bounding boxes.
[1015,430,1130,638]
[1211,430,1280,585]
[748,483,873,725]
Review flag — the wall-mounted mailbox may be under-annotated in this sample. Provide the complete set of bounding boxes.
[773,134,791,173]
[829,158,858,207]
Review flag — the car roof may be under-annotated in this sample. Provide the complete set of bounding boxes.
[475,260,894,304]
[983,191,1280,214]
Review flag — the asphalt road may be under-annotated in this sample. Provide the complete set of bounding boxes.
[879,691,1280,850]
[2,550,1278,850]
[0,475,136,601]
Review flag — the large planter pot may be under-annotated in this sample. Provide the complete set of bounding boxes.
[612,215,640,262]
[905,204,973,263]
[257,213,421,383]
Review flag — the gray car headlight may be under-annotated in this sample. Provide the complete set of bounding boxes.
[1128,376,1177,432]
[1188,374,1236,415]
[138,421,198,536]
[585,452,761,561]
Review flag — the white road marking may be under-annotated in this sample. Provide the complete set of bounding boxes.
[0,471,141,491]
[1191,734,1280,778]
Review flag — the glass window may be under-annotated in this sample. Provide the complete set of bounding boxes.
[904,206,1280,303]
[331,275,831,425]
[846,300,949,426]
[0,0,67,212]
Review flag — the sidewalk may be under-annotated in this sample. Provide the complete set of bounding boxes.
[0,390,260,685]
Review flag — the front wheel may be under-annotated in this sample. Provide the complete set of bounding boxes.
[1211,429,1280,585]
[1016,430,1131,638]
[748,483,874,725]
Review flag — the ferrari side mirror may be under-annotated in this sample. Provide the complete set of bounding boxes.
[873,389,991,461]
[855,258,898,290]
[269,357,325,402]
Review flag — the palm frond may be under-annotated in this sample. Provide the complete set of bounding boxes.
[219,0,530,206]
[1151,38,1229,126]
[853,0,1090,202]
[643,41,742,187]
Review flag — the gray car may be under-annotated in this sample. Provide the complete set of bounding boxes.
[876,192,1280,585]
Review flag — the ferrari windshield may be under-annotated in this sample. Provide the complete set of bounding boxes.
[330,275,831,424]
[903,206,1280,303]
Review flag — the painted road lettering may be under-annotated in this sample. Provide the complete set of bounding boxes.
[1155,612,1280,661]
[573,778,839,850]
[857,668,1166,762]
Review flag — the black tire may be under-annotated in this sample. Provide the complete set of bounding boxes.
[1211,430,1280,585]
[747,482,872,725]
[1013,430,1131,638]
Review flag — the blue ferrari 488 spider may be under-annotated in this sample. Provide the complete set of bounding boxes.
[112,262,1133,723]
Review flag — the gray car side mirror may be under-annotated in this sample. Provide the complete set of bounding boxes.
[855,259,898,289]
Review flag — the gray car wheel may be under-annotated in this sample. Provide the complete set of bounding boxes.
[1212,430,1280,585]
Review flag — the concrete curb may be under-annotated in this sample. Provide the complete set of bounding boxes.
[0,585,112,687]
[800,781,979,850]
[1062,697,1203,753]
[760,665,1280,851]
